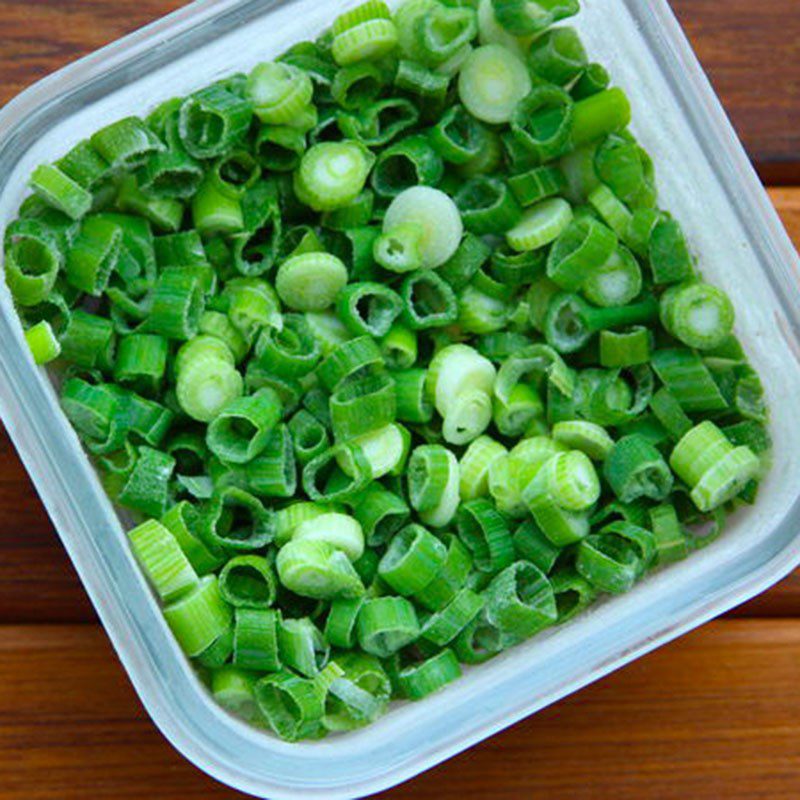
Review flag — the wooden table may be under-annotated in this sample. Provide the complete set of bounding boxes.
[2,2,800,798]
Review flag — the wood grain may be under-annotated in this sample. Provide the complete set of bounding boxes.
[671,0,800,183]
[1,621,799,799]
[0,0,798,178]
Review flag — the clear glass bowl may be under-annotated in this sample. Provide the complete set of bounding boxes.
[1,1,800,797]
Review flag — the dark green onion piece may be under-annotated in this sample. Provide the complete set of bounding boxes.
[3,219,63,307]
[428,105,490,166]
[357,596,420,658]
[336,282,404,337]
[546,216,618,291]
[510,85,575,165]
[438,232,491,290]
[604,434,674,503]
[401,270,459,330]
[550,567,597,623]
[118,446,175,518]
[371,134,445,198]
[572,62,610,100]
[219,554,277,608]
[316,335,384,391]
[528,27,587,86]
[179,84,253,159]
[204,486,274,551]
[651,349,729,413]
[246,424,298,498]
[456,498,514,574]
[483,561,557,643]
[492,0,579,35]
[255,314,321,378]
[576,521,655,594]
[206,387,282,465]
[353,485,411,547]
[66,216,122,296]
[288,409,330,464]
[455,176,523,235]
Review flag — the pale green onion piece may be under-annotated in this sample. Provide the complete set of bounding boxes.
[659,281,735,351]
[383,187,464,269]
[459,435,508,500]
[418,447,461,528]
[408,444,457,512]
[247,62,314,125]
[338,423,410,480]
[690,446,760,512]
[443,387,494,445]
[305,311,353,356]
[332,18,399,67]
[176,351,244,423]
[275,501,335,546]
[506,198,573,252]
[278,617,329,677]
[426,343,497,419]
[670,421,760,511]
[128,519,199,603]
[477,0,530,58]
[552,421,614,461]
[276,253,348,312]
[24,321,62,365]
[233,607,281,672]
[294,141,375,212]
[163,575,233,657]
[458,45,532,124]
[292,512,365,562]
[373,224,425,273]
[276,539,364,600]
[212,667,259,722]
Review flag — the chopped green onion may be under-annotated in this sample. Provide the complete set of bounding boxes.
[163,575,233,657]
[277,538,364,600]
[492,0,578,36]
[383,187,464,269]
[397,649,462,699]
[128,519,199,603]
[357,596,420,657]
[484,561,557,642]
[24,320,62,365]
[458,44,532,124]
[292,512,365,562]
[659,281,735,351]
[457,498,514,573]
[506,197,573,252]
[604,434,674,503]
[295,141,375,212]
[372,134,445,199]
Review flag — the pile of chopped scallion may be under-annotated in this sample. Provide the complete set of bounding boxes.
[3,0,770,742]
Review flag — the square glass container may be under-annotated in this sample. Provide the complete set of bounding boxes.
[1,1,800,797]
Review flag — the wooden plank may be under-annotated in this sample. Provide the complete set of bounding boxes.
[1,621,799,799]
[0,1,798,176]
[671,0,800,183]
[1,187,798,624]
